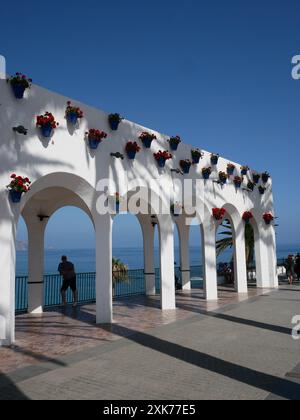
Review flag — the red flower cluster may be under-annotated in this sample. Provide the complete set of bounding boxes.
[263,213,274,223]
[212,208,226,221]
[227,163,236,170]
[8,72,32,88]
[86,129,108,141]
[243,211,253,222]
[7,174,31,193]
[153,150,172,161]
[234,176,243,184]
[66,101,84,118]
[139,132,157,141]
[202,166,212,175]
[126,142,141,152]
[36,112,59,129]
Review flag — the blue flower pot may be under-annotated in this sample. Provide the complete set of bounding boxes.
[157,158,166,168]
[253,176,260,184]
[9,190,22,203]
[220,178,227,185]
[203,172,210,180]
[211,156,219,165]
[142,138,153,148]
[182,165,191,174]
[12,83,26,99]
[88,138,100,150]
[169,142,179,151]
[235,183,242,189]
[262,175,270,183]
[127,150,136,160]
[259,188,266,195]
[227,168,235,176]
[241,170,248,176]
[192,155,201,164]
[109,120,120,131]
[41,124,53,138]
[67,113,78,125]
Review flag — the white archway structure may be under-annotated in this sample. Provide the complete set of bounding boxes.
[0,78,278,345]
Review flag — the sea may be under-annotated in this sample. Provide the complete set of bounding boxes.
[15,245,299,276]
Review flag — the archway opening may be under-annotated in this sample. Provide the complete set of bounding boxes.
[216,218,236,289]
[16,216,29,312]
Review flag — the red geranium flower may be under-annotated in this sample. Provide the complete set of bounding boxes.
[212,208,226,221]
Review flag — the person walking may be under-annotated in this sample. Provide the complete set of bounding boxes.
[295,253,300,282]
[285,254,295,285]
[58,256,78,307]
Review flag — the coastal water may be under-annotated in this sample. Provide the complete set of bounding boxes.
[15,245,299,276]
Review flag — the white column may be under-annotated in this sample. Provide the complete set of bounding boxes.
[202,220,218,300]
[0,194,17,346]
[27,217,47,313]
[157,215,176,310]
[233,222,248,294]
[140,218,156,296]
[177,221,191,290]
[266,226,279,288]
[254,224,271,288]
[95,214,113,324]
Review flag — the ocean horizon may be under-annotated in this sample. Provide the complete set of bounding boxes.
[15,244,300,276]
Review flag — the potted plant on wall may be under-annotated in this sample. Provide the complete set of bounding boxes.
[261,171,270,183]
[241,166,249,176]
[86,129,108,149]
[139,132,157,148]
[212,208,226,221]
[171,202,183,217]
[219,171,228,184]
[65,101,84,124]
[263,213,274,225]
[259,186,267,195]
[202,166,212,180]
[168,136,182,151]
[211,153,219,165]
[153,150,172,168]
[227,163,236,176]
[125,141,141,160]
[108,113,124,131]
[252,173,261,184]
[7,174,31,203]
[191,149,203,164]
[242,211,253,224]
[233,176,243,189]
[7,73,32,99]
[36,112,59,138]
[247,181,255,191]
[180,159,192,174]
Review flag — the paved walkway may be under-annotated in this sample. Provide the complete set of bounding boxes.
[0,285,300,400]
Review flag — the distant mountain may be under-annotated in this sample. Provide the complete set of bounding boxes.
[16,240,28,251]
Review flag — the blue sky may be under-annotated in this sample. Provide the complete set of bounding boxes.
[1,0,300,248]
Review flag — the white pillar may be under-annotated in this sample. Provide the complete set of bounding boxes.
[202,220,218,300]
[177,221,191,290]
[233,222,248,294]
[157,215,176,310]
[0,194,17,346]
[95,214,113,324]
[140,218,156,296]
[254,224,271,288]
[266,226,279,288]
[26,216,47,313]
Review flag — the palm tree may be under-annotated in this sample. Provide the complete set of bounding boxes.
[216,219,255,267]
[112,257,128,286]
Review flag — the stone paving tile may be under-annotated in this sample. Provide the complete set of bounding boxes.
[0,286,269,376]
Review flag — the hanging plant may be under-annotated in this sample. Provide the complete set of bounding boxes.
[7,72,32,99]
[126,141,141,159]
[154,150,172,168]
[108,113,124,131]
[233,176,243,189]
[36,112,59,138]
[242,211,253,223]
[86,129,108,150]
[241,166,249,176]
[7,174,31,203]
[252,173,261,184]
[202,166,212,180]
[108,192,122,213]
[139,132,157,148]
[180,159,192,174]
[227,163,236,176]
[261,171,270,183]
[191,149,204,164]
[211,153,219,165]
[263,213,274,225]
[168,136,182,151]
[65,101,84,124]
[247,181,255,191]
[171,202,183,217]
[259,186,267,195]
[212,208,226,221]
[219,171,228,184]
